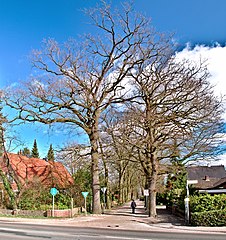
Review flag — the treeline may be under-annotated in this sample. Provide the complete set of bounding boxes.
[18,139,55,162]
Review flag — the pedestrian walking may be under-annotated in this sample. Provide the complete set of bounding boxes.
[131,199,136,214]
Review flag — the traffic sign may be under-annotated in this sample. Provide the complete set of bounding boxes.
[144,189,149,196]
[101,187,107,193]
[187,180,198,185]
[82,191,89,198]
[50,187,58,196]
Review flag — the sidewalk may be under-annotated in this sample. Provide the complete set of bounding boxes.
[0,200,225,235]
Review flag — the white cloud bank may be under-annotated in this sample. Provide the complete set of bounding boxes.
[176,44,226,98]
[176,44,226,166]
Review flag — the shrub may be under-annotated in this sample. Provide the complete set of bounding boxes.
[190,194,226,213]
[189,194,226,226]
[191,210,226,226]
[19,188,52,210]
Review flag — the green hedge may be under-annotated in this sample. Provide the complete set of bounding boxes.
[191,210,226,226]
[190,194,226,212]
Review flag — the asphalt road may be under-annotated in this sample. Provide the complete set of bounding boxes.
[0,222,225,240]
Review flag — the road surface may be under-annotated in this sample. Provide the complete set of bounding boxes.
[0,222,225,240]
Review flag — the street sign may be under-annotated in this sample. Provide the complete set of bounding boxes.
[50,188,58,218]
[187,180,198,185]
[82,191,89,198]
[144,189,149,196]
[50,187,58,196]
[101,187,107,194]
[82,192,89,216]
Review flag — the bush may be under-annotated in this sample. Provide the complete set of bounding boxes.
[189,194,226,226]
[190,194,226,213]
[191,210,226,226]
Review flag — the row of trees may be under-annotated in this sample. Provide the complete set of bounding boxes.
[2,1,225,217]
[18,140,55,162]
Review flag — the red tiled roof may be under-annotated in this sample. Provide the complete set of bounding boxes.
[0,153,74,189]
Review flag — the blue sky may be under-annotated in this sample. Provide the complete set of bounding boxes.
[1,0,226,158]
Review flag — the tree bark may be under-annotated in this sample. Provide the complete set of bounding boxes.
[148,153,158,218]
[89,126,101,214]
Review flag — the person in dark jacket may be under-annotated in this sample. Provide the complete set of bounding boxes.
[131,199,136,214]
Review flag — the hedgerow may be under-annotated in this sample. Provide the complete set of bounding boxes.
[191,210,226,226]
[190,194,226,226]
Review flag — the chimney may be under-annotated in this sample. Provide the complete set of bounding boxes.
[204,175,210,181]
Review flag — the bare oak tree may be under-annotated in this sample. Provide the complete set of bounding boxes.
[4,1,167,213]
[99,109,143,204]
[127,57,224,217]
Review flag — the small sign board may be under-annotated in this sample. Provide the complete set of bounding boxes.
[50,187,58,196]
[144,189,149,196]
[187,180,198,185]
[101,187,107,194]
[82,191,89,198]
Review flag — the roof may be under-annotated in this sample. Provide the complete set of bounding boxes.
[0,153,74,189]
[187,165,226,190]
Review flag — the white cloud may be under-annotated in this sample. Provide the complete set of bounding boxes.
[176,43,226,166]
[176,44,226,98]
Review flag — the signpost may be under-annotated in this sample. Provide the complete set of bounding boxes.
[185,180,198,224]
[144,189,149,210]
[50,187,58,217]
[82,192,89,215]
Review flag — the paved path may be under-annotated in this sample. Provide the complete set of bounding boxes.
[0,200,225,235]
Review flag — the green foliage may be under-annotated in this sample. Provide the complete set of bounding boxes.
[190,194,226,226]
[31,139,39,158]
[190,194,226,212]
[191,210,226,226]
[21,147,31,157]
[0,169,16,209]
[19,187,52,210]
[18,179,52,210]
[165,163,187,207]
[19,184,72,210]
[55,192,71,209]
[156,192,167,205]
[47,144,55,162]
[73,166,92,209]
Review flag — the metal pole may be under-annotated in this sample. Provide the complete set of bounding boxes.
[52,195,55,218]
[103,192,105,212]
[185,182,189,225]
[84,197,87,216]
[71,197,73,218]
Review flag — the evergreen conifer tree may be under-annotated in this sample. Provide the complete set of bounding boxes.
[22,147,31,157]
[47,144,54,162]
[31,139,39,158]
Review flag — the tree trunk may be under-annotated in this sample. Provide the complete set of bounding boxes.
[118,172,123,204]
[98,138,111,209]
[104,167,111,209]
[148,154,158,218]
[89,127,101,214]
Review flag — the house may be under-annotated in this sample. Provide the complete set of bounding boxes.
[187,165,226,194]
[0,152,74,191]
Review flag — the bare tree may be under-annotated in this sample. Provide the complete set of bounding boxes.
[127,57,224,217]
[99,109,144,204]
[56,143,90,175]
[0,99,21,209]
[4,1,170,213]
